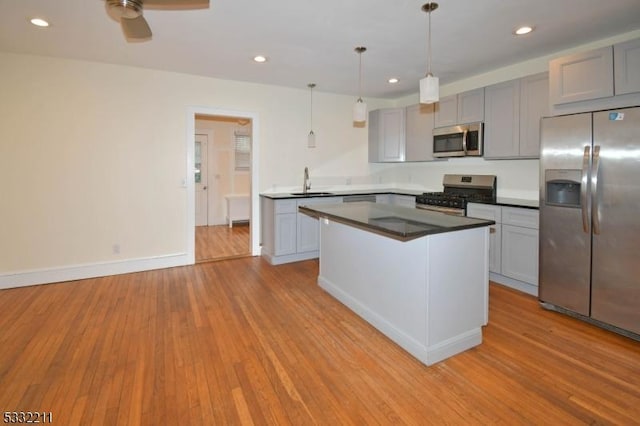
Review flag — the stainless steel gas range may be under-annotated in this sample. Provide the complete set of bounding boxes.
[415,174,497,216]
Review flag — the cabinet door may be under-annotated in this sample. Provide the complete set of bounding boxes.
[296,197,342,253]
[405,103,435,161]
[274,213,297,255]
[457,88,485,123]
[467,203,502,274]
[368,108,406,162]
[434,95,457,128]
[519,72,549,158]
[501,224,539,285]
[614,38,640,95]
[549,46,614,105]
[489,224,502,274]
[484,79,520,158]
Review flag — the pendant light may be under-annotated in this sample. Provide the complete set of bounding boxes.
[353,46,367,123]
[307,83,316,148]
[420,2,439,104]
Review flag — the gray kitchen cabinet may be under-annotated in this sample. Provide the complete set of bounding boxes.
[405,103,436,161]
[484,79,520,158]
[484,73,548,159]
[614,38,640,95]
[261,198,297,258]
[549,46,614,105]
[466,203,502,274]
[261,195,342,265]
[519,72,550,158]
[369,104,436,162]
[501,207,539,287]
[434,88,484,128]
[467,203,539,295]
[296,197,342,253]
[368,108,406,162]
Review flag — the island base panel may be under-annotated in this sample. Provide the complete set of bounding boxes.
[317,220,489,366]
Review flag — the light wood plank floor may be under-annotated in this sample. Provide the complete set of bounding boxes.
[0,257,639,425]
[195,223,250,262]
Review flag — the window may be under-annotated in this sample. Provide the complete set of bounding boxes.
[234,130,251,171]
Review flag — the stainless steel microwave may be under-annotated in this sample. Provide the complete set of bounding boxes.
[432,122,484,158]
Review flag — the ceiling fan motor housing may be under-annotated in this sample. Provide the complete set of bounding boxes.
[107,0,144,19]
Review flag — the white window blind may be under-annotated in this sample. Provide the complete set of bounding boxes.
[234,130,251,171]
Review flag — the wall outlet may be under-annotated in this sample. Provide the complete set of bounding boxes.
[112,244,120,254]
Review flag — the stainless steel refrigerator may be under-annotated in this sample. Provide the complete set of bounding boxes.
[539,106,640,338]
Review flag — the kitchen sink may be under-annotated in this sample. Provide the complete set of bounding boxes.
[290,192,335,196]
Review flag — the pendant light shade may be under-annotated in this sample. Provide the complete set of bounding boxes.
[420,2,439,104]
[353,99,367,123]
[307,83,316,148]
[420,74,439,104]
[353,46,367,123]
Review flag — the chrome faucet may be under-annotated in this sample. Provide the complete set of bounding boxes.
[303,167,311,194]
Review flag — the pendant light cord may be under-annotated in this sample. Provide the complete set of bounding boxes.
[427,4,432,76]
[310,85,313,131]
[358,50,363,102]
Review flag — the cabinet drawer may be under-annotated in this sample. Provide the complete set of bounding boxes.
[467,203,502,222]
[502,207,539,229]
[275,200,297,214]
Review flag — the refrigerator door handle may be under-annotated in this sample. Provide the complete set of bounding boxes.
[591,145,601,235]
[581,145,591,233]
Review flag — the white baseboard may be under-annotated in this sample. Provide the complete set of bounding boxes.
[0,253,192,290]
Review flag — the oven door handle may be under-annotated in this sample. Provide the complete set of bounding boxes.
[462,129,468,154]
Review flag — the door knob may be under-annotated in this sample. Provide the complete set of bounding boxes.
[203,186,207,190]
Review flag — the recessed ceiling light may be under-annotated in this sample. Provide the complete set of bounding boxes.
[388,78,399,84]
[30,18,49,27]
[514,26,533,35]
[253,55,267,63]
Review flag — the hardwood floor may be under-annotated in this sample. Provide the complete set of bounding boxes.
[195,223,250,262]
[0,257,639,425]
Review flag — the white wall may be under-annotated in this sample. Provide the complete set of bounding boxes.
[0,52,393,284]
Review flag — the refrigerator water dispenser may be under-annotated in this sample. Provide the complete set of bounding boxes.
[545,169,581,208]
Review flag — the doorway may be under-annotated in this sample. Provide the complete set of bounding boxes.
[190,111,258,263]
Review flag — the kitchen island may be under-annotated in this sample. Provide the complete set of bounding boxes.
[299,202,494,366]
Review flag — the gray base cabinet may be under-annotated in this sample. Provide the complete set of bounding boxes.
[261,196,343,265]
[467,203,539,295]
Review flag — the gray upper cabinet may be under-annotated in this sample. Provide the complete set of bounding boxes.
[434,88,484,128]
[614,38,640,95]
[484,79,520,158]
[405,103,436,161]
[368,108,406,162]
[369,104,435,163]
[519,72,550,158]
[549,46,614,105]
[457,88,485,124]
[485,73,549,159]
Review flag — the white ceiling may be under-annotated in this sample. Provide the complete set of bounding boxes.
[1,0,640,99]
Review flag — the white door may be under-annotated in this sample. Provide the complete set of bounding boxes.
[195,134,208,226]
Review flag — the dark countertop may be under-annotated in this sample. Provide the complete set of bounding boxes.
[260,188,425,199]
[261,189,539,209]
[299,202,495,242]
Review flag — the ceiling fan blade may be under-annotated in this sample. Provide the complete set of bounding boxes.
[144,0,209,9]
[121,15,152,40]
